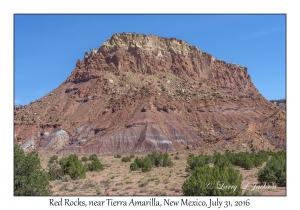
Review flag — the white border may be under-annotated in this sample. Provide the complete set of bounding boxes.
[2,1,297,209]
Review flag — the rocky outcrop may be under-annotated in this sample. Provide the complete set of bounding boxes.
[38,129,70,151]
[67,33,254,94]
[14,33,286,154]
[270,99,286,106]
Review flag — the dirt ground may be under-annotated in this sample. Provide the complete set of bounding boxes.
[39,149,286,196]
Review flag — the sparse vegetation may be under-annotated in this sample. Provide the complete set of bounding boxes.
[39,149,285,196]
[138,178,149,187]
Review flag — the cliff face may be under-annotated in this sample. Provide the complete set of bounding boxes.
[14,33,286,154]
[68,33,254,93]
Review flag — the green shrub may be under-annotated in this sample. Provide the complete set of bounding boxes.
[130,152,173,172]
[130,156,152,172]
[134,157,144,168]
[88,158,104,172]
[213,152,232,168]
[130,161,139,171]
[224,150,270,170]
[81,156,88,162]
[59,154,86,180]
[148,152,173,167]
[114,154,122,158]
[141,156,152,172]
[121,156,131,162]
[89,154,98,161]
[14,145,51,195]
[130,154,135,159]
[182,165,243,196]
[187,154,213,170]
[49,155,58,164]
[258,152,286,186]
[243,157,254,170]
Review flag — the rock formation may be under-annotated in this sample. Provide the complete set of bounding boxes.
[14,33,286,154]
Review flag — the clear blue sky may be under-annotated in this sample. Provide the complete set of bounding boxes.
[14,14,286,105]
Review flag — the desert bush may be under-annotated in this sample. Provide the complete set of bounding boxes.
[258,152,286,186]
[224,150,270,170]
[88,158,104,172]
[81,156,88,162]
[121,156,131,162]
[130,152,173,172]
[130,161,139,171]
[49,155,58,164]
[141,156,152,172]
[59,154,86,180]
[114,154,122,158]
[187,154,213,170]
[182,165,243,196]
[213,152,232,168]
[148,152,173,167]
[130,154,135,158]
[88,154,98,161]
[130,156,152,172]
[14,145,51,195]
[134,157,143,168]
[241,156,254,170]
